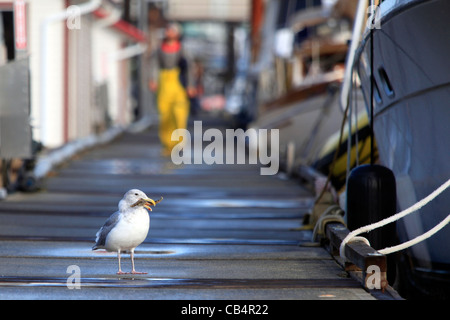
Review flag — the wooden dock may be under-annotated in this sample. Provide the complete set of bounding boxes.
[0,121,398,301]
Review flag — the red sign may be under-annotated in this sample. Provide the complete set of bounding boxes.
[14,0,27,50]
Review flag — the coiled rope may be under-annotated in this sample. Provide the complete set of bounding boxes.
[340,178,450,260]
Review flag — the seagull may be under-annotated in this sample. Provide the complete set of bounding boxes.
[92,189,163,275]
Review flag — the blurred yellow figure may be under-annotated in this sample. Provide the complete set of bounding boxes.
[149,23,196,156]
[157,68,189,154]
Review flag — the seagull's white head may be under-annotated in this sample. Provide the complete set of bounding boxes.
[119,189,162,212]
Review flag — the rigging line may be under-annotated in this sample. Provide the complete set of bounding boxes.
[369,0,375,165]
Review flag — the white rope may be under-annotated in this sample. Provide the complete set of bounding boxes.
[340,178,450,260]
[379,213,450,255]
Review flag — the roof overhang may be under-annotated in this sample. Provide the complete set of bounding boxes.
[166,0,250,22]
[93,8,147,43]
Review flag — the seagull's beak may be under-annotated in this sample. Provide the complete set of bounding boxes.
[142,198,156,211]
[145,196,163,210]
[131,196,163,211]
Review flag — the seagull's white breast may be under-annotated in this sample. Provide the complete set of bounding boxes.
[104,207,150,252]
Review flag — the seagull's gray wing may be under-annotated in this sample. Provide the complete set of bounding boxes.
[92,211,121,250]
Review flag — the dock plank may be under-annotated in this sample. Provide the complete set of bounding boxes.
[0,126,378,300]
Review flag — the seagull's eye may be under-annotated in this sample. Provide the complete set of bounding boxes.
[135,193,138,196]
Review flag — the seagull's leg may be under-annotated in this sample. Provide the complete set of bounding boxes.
[130,248,147,274]
[116,249,127,275]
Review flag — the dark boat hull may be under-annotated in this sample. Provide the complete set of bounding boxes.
[356,0,450,297]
